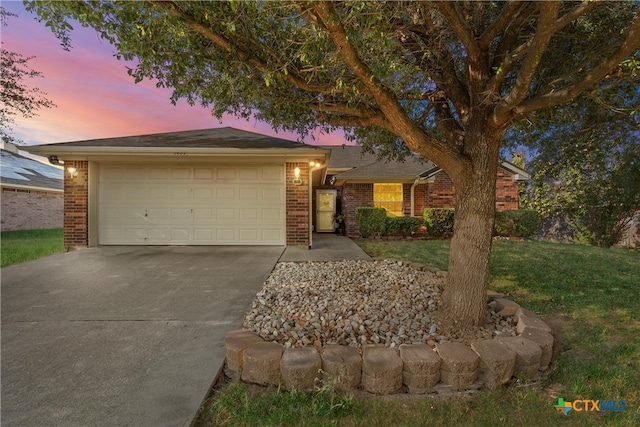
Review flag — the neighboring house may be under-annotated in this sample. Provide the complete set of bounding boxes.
[24,128,330,249]
[314,145,530,237]
[1,141,64,231]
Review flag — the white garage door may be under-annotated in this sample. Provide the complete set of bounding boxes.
[98,164,285,245]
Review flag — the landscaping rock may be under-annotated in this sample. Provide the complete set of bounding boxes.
[362,345,403,394]
[494,298,520,317]
[224,329,264,381]
[515,308,552,334]
[496,337,542,381]
[280,347,322,392]
[436,342,479,390]
[321,344,362,392]
[519,327,554,370]
[241,341,284,386]
[471,340,516,391]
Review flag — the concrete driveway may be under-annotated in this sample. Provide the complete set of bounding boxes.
[1,245,284,427]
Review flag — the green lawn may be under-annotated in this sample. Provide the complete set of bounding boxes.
[0,228,64,267]
[196,240,640,427]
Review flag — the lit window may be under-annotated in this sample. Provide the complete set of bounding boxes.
[373,183,403,216]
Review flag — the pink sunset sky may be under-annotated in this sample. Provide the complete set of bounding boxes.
[2,2,348,148]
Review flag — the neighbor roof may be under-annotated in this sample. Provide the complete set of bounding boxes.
[0,149,63,192]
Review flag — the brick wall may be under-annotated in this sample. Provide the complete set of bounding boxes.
[1,189,63,231]
[286,162,310,246]
[427,173,456,208]
[495,168,519,210]
[63,161,89,248]
[341,183,373,237]
[414,184,428,215]
[427,168,520,211]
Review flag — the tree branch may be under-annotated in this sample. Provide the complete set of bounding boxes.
[495,1,560,120]
[434,2,481,61]
[307,1,468,173]
[500,12,640,123]
[150,1,332,94]
[479,1,526,49]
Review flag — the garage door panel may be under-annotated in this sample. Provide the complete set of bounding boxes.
[171,168,191,179]
[148,168,170,179]
[98,164,285,245]
[193,168,214,180]
[216,168,236,181]
[238,168,259,180]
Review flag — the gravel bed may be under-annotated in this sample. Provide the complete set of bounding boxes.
[243,259,516,349]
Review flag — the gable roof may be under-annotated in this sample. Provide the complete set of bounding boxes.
[23,127,330,163]
[321,145,436,182]
[0,148,63,192]
[321,145,530,183]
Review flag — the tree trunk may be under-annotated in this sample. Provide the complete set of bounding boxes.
[442,125,503,327]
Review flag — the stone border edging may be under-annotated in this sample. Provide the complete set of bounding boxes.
[224,263,554,395]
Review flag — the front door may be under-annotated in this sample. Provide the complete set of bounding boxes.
[316,189,337,232]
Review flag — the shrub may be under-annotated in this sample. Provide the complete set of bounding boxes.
[494,209,541,237]
[384,216,422,237]
[355,207,387,237]
[423,208,455,237]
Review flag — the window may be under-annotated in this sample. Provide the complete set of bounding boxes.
[373,183,403,216]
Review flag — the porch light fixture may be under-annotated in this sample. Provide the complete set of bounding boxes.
[67,166,78,178]
[293,167,302,185]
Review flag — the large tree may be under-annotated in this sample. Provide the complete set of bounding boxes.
[28,1,640,326]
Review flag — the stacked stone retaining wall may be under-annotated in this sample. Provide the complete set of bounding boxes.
[224,281,554,395]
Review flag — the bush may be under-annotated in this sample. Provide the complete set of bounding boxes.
[384,216,422,237]
[423,208,455,237]
[355,207,387,237]
[494,209,541,237]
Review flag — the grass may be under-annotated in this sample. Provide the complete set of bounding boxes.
[0,228,64,267]
[197,239,640,426]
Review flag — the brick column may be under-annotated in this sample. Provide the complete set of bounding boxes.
[286,162,310,246]
[63,160,89,249]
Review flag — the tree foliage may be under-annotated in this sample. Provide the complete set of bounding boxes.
[522,93,640,247]
[0,7,55,144]
[26,1,640,325]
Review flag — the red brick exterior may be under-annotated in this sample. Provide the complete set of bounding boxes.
[495,168,519,210]
[338,168,521,237]
[1,189,63,231]
[286,162,310,246]
[342,183,373,237]
[63,160,89,249]
[427,167,519,211]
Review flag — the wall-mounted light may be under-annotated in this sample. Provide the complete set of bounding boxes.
[292,167,302,186]
[67,166,78,178]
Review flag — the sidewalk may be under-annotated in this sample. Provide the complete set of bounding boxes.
[279,233,371,262]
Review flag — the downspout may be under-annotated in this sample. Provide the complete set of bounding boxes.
[308,163,326,249]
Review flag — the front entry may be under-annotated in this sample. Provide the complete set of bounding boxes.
[315,189,337,232]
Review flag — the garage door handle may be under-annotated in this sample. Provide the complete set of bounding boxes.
[144,209,148,217]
